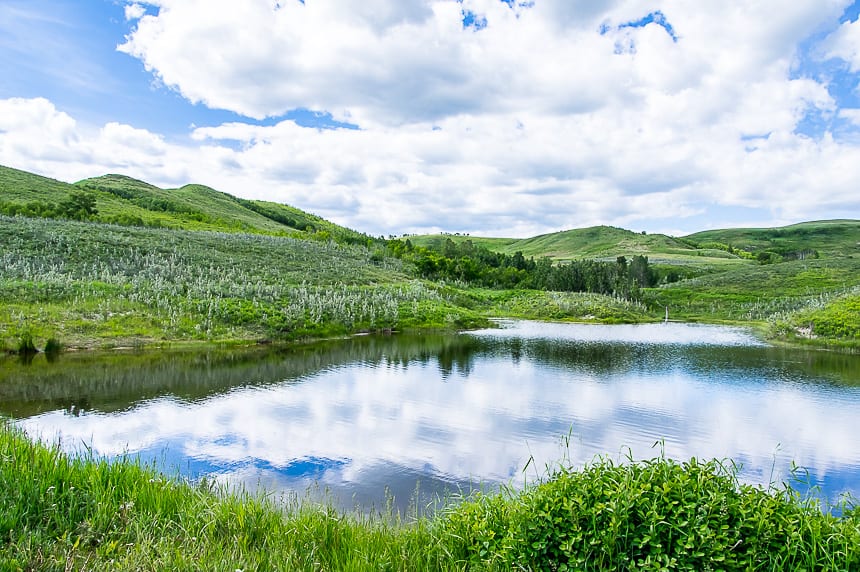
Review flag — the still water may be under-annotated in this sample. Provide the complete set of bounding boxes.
[2,321,859,510]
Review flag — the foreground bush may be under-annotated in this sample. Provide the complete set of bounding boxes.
[443,457,860,571]
[2,423,858,571]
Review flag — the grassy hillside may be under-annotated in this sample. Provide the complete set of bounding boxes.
[409,221,860,268]
[0,165,373,245]
[409,226,750,271]
[0,215,489,350]
[647,257,860,320]
[684,220,860,260]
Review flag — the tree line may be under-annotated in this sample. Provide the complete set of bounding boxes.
[387,238,659,299]
[0,191,98,221]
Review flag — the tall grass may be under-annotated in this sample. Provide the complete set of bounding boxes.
[2,423,858,571]
[0,423,454,571]
[0,216,486,348]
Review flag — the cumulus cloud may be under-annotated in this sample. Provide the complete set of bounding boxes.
[116,0,847,125]
[124,3,146,21]
[2,1,859,236]
[822,16,860,71]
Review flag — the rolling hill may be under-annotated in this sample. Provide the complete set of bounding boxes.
[408,220,860,267]
[0,165,374,245]
[684,220,860,260]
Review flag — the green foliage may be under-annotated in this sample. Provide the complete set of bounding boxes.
[3,424,858,571]
[442,456,860,571]
[0,190,98,222]
[57,191,98,220]
[392,238,659,299]
[43,337,62,354]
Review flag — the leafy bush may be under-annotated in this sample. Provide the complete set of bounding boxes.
[441,456,860,571]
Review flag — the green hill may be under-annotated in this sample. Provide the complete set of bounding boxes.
[683,220,860,260]
[409,220,860,267]
[0,165,373,245]
[409,226,748,272]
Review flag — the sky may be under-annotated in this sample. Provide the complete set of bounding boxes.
[1,0,860,238]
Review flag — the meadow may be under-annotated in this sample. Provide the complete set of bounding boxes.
[3,163,859,350]
[0,215,662,352]
[0,215,481,350]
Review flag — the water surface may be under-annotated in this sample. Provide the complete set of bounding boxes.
[2,321,858,510]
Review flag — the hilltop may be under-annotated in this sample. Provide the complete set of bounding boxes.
[408,219,860,266]
[0,165,373,245]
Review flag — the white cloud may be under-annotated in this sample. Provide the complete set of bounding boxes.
[116,0,848,126]
[2,1,859,236]
[822,16,860,71]
[124,3,146,21]
[840,107,860,126]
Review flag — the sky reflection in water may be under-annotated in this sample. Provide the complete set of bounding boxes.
[8,321,860,511]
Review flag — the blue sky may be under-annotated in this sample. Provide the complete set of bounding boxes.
[1,0,860,237]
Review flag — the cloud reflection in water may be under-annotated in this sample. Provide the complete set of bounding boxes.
[15,322,860,510]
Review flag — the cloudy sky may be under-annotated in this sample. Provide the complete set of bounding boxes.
[1,0,860,237]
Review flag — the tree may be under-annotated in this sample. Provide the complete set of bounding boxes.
[59,191,98,220]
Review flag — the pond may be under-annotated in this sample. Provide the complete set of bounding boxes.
[2,321,859,512]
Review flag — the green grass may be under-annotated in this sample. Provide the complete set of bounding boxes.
[0,165,373,244]
[2,423,858,571]
[646,258,860,324]
[476,289,655,323]
[0,216,486,350]
[767,289,860,349]
[685,220,860,259]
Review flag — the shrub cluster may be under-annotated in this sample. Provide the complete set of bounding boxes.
[442,456,860,571]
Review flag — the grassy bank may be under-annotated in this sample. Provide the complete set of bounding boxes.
[644,258,860,349]
[2,423,858,571]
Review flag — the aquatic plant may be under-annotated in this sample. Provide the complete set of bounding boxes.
[16,332,36,355]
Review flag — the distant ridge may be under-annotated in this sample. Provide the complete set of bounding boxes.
[2,163,858,262]
[407,220,860,266]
